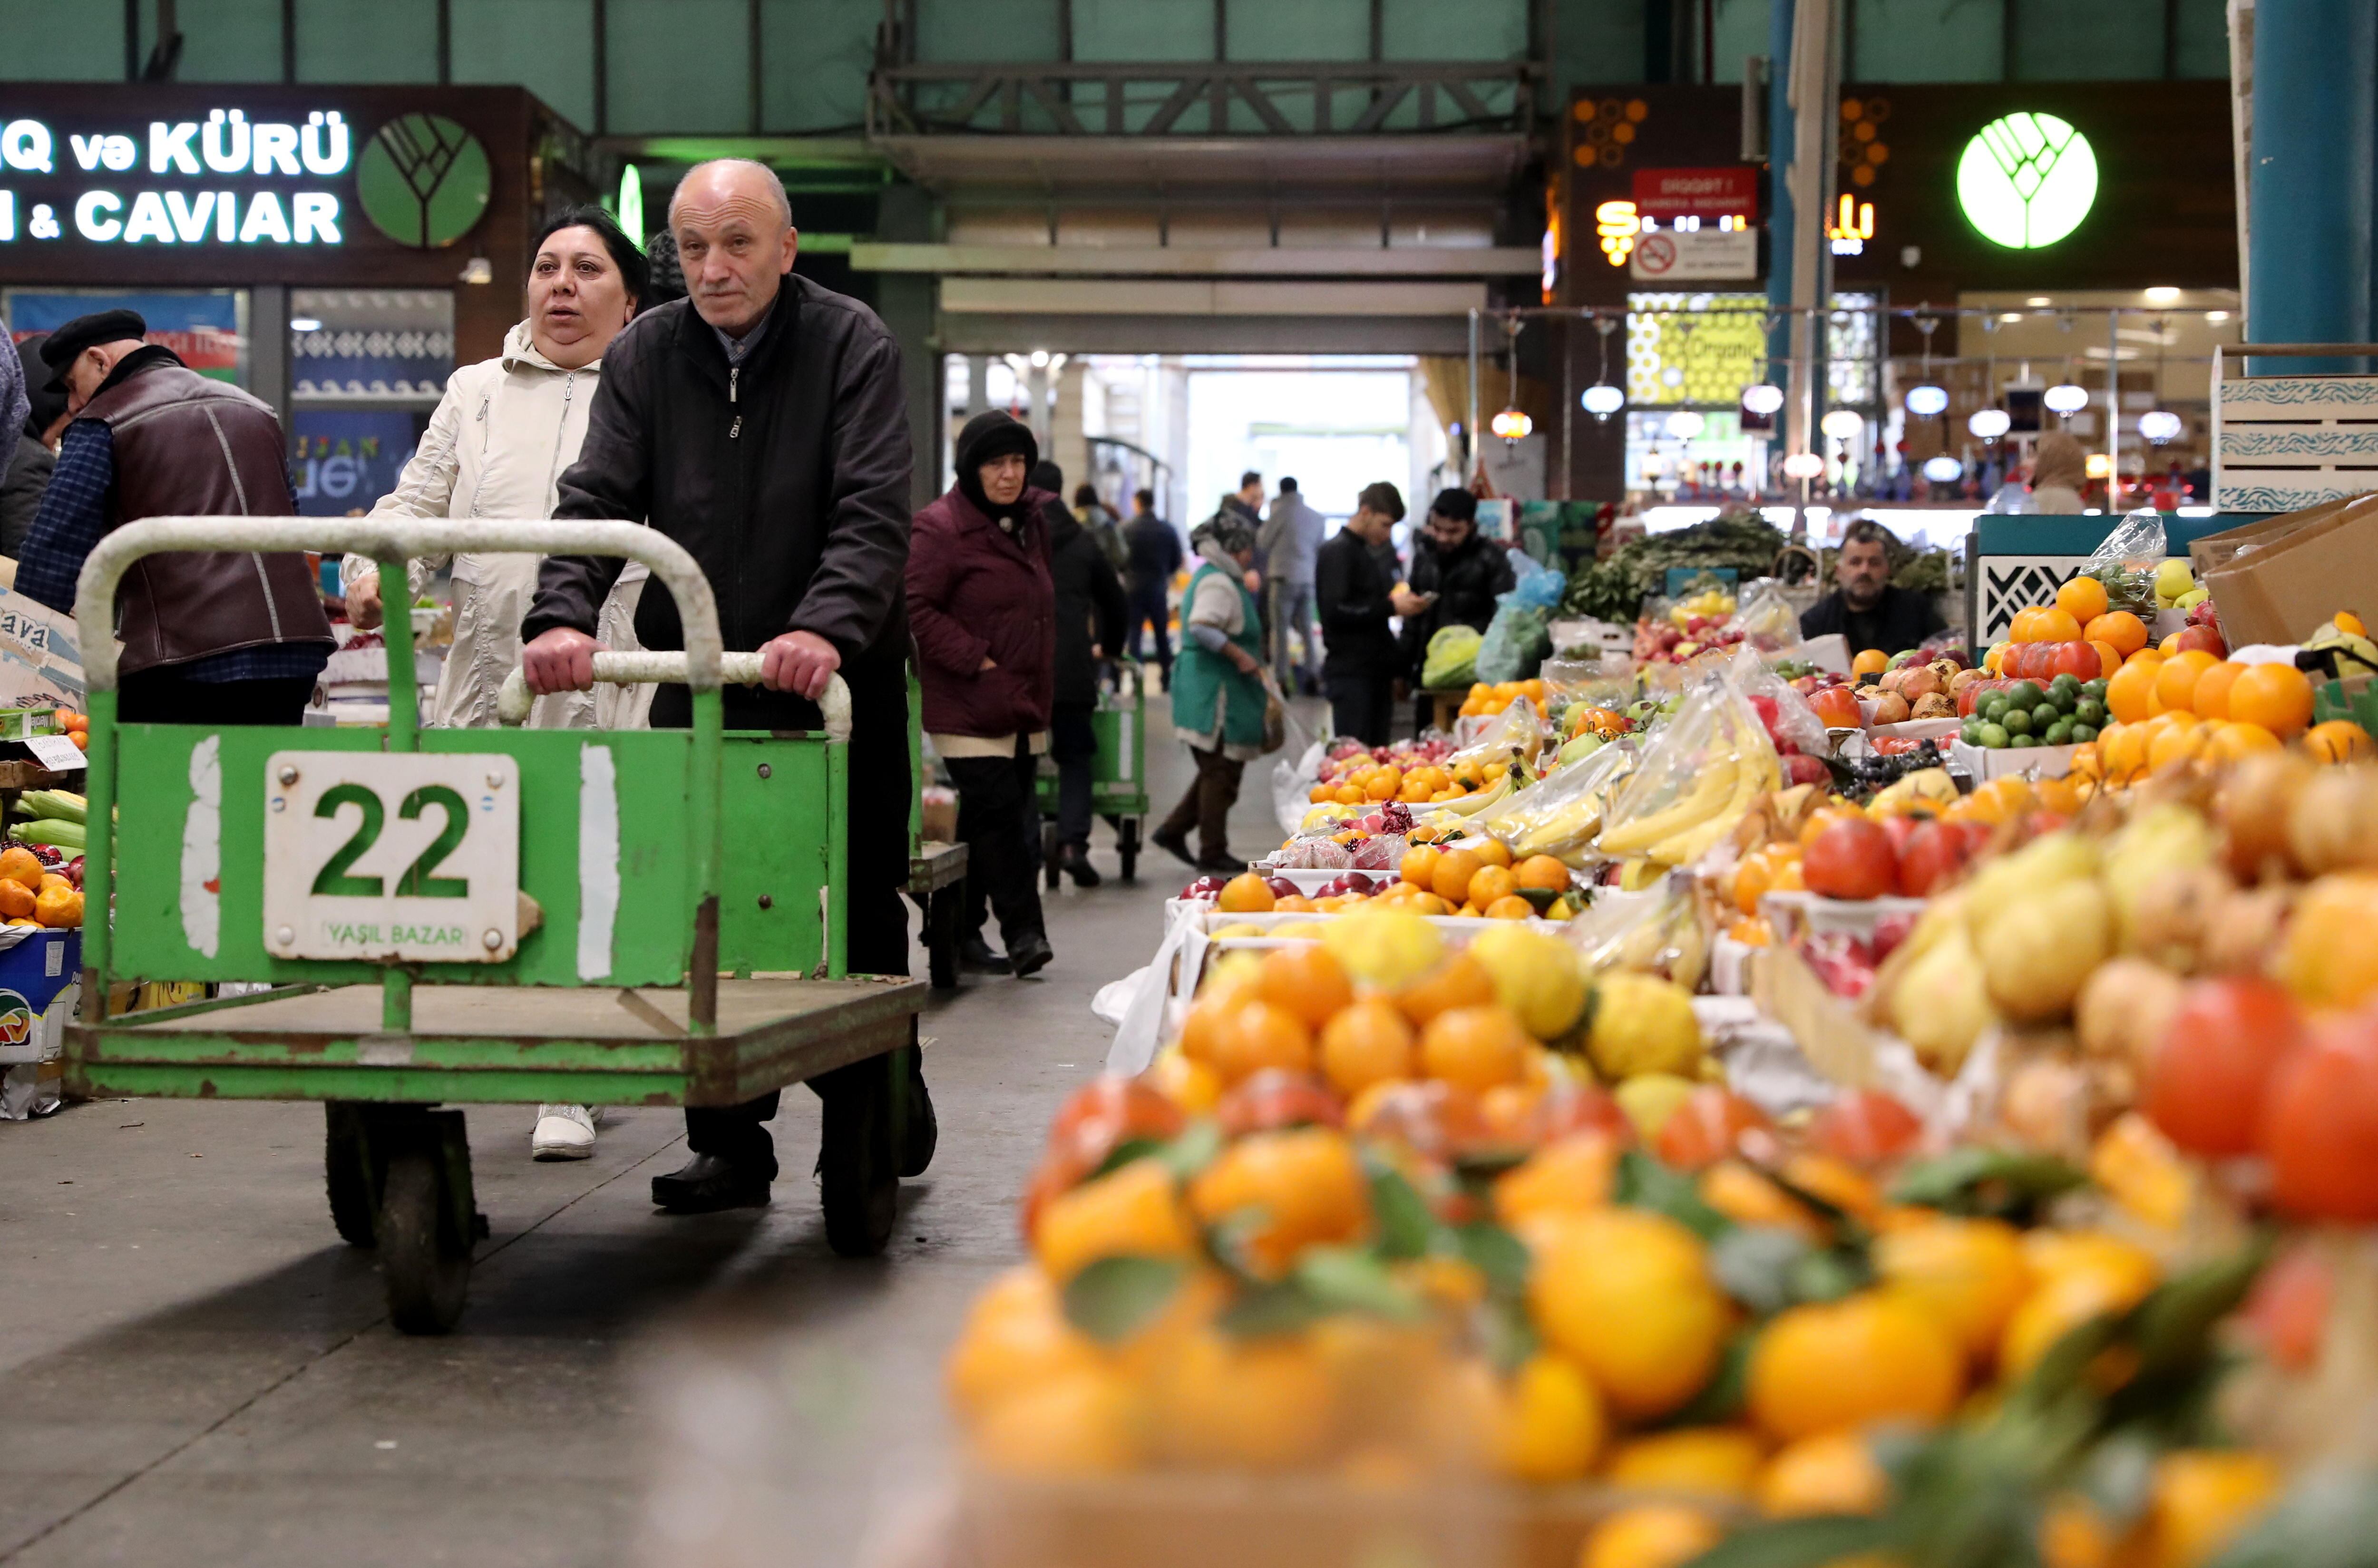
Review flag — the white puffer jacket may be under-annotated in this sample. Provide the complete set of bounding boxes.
[340,321,651,730]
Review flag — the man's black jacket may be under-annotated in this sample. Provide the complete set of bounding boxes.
[1315,528,1398,680]
[1399,531,1515,677]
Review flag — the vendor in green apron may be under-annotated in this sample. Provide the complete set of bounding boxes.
[1154,511,1268,873]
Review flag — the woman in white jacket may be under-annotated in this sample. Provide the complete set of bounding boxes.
[341,205,650,1160]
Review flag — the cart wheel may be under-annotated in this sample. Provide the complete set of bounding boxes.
[819,1069,897,1257]
[926,887,960,990]
[1042,819,1060,890]
[324,1102,375,1247]
[1119,819,1140,885]
[379,1146,472,1334]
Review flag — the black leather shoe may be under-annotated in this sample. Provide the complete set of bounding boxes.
[1194,850,1244,876]
[1058,842,1103,887]
[1152,827,1198,869]
[897,1050,936,1178]
[1008,930,1055,978]
[651,1153,771,1213]
[958,934,1012,974]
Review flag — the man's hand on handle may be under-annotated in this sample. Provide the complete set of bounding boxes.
[521,627,599,694]
[347,570,383,632]
[760,630,841,701]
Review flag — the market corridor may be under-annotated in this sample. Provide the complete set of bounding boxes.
[0,707,1287,1568]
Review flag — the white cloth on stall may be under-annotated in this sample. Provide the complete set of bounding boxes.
[339,320,652,731]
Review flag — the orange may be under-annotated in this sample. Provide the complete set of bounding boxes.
[1307,783,1334,803]
[1768,858,1805,894]
[2088,639,2123,678]
[2132,1451,2281,1568]
[1365,767,1402,801]
[1468,865,1518,906]
[2339,612,2368,636]
[1515,855,1570,892]
[1208,1000,1316,1084]
[2207,721,2282,763]
[2009,606,2044,643]
[1578,1506,1724,1568]
[2305,719,2377,762]
[1605,1426,1766,1500]
[1401,844,1441,888]
[1758,1430,1890,1518]
[2189,660,2245,721]
[1529,1207,1729,1419]
[1152,1327,1336,1468]
[1493,1131,1622,1226]
[1318,998,1417,1097]
[1188,1126,1369,1276]
[2227,662,2315,740]
[0,847,41,890]
[2056,574,2109,624]
[2149,718,2209,774]
[1484,895,1536,920]
[2154,650,2221,714]
[1419,1004,1531,1093]
[0,882,34,920]
[1873,1215,2031,1364]
[1146,1046,1223,1113]
[1253,943,1354,1031]
[1033,1158,1199,1281]
[969,1363,1143,1475]
[1748,1291,1962,1442]
[1395,950,1498,1026]
[1732,851,1777,916]
[945,1267,1104,1422]
[1495,1352,1606,1483]
[2034,606,2084,643]
[1984,641,2010,673]
[2105,659,2164,724]
[1472,837,1512,869]
[1851,648,1890,677]
[1335,783,1365,805]
[1431,847,1483,905]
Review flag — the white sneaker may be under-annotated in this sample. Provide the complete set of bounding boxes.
[532,1103,598,1160]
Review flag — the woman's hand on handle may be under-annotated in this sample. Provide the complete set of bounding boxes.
[347,570,383,632]
[521,627,599,694]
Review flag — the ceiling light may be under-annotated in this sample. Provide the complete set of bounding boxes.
[1664,410,1706,439]
[2044,383,2091,415]
[1999,312,2024,324]
[2144,286,2182,305]
[2138,409,2184,443]
[1782,452,1826,480]
[1922,455,1964,483]
[1581,383,1625,419]
[2025,296,2052,307]
[2085,453,2112,479]
[289,317,322,332]
[1490,408,1533,441]
[1029,349,1051,367]
[1969,408,2011,438]
[1740,383,1784,415]
[2204,310,2231,323]
[1820,409,1864,439]
[1904,384,1949,418]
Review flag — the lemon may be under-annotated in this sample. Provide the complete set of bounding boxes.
[1587,972,1705,1080]
[1322,907,1445,990]
[1467,923,1589,1038]
[1614,1072,1698,1141]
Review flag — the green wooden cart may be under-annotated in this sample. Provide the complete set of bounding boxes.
[62,517,929,1333]
[1036,658,1150,887]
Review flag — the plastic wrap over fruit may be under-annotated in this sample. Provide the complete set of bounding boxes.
[1350,832,1408,872]
[1276,836,1354,870]
[1731,580,1806,657]
[2081,509,2167,618]
[1480,737,1639,864]
[1595,677,1783,868]
[1726,646,1829,760]
[1564,872,1710,991]
[1451,695,1547,771]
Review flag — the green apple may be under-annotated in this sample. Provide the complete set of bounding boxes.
[2154,559,2196,601]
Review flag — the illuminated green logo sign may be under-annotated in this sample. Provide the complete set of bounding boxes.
[1957,113,2097,249]
[355,113,489,249]
[616,162,644,250]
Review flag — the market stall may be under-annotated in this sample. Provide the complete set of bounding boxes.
[917,492,2378,1568]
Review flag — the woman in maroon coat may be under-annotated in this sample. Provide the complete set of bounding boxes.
[908,410,1059,977]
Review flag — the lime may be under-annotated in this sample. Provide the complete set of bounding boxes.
[2003,709,2032,737]
[2006,681,2045,709]
[1977,722,2010,749]
[1979,694,2008,723]
[2070,722,2098,743]
[2031,702,2061,730]
[2010,732,2039,749]
[2081,677,2108,702]
[1961,720,1984,746]
[2044,721,2074,746]
[2049,673,2082,700]
[2073,699,2105,727]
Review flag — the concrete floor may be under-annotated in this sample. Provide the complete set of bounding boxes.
[0,700,1301,1568]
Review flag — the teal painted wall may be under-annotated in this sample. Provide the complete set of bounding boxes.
[295,0,439,84]
[608,0,748,133]
[453,0,598,129]
[1853,0,2006,83]
[760,0,878,131]
[174,0,283,82]
[0,0,126,78]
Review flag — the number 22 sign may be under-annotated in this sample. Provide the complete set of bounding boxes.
[262,751,521,963]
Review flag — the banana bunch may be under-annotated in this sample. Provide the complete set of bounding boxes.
[2306,619,2378,679]
[1594,699,1779,867]
[1422,772,1513,820]
[1484,745,1637,859]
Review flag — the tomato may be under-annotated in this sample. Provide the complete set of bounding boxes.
[2175,623,2228,658]
[2260,1015,2378,1220]
[2239,1241,2332,1372]
[2048,641,2103,682]
[1051,1075,1189,1151]
[1895,816,1978,897]
[1802,817,1899,901]
[1809,686,1865,730]
[1654,1086,1774,1170]
[1532,1080,1636,1145]
[1808,1088,1925,1166]
[1348,1078,1493,1160]
[2144,977,2305,1156]
[1217,1068,1345,1137]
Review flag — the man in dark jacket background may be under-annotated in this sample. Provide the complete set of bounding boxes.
[1120,487,1181,689]
[1048,480,1128,887]
[521,159,927,1215]
[2,336,66,558]
[18,310,333,723]
[1397,487,1513,729]
[1317,481,1405,745]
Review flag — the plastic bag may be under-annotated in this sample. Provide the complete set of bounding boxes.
[2079,509,2167,619]
[1480,737,1638,864]
[1594,676,1781,868]
[1475,555,1569,683]
[1726,645,1829,761]
[1731,579,1804,657]
[1272,735,1330,835]
[1564,872,1711,991]
[1451,695,1545,772]
[1422,624,1483,690]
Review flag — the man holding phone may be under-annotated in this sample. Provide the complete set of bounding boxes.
[1316,481,1405,744]
[1396,487,1512,731]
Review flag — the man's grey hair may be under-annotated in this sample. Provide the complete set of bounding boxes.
[669,158,793,229]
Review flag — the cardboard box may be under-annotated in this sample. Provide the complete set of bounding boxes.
[2200,499,2378,648]
[0,583,85,711]
[2190,495,2378,579]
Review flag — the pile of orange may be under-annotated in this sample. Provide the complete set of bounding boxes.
[1308,757,1504,807]
[1460,678,1548,719]
[50,710,89,751]
[2085,655,2327,786]
[1398,839,1572,919]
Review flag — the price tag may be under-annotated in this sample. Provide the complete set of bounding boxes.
[262,751,520,963]
[23,735,86,772]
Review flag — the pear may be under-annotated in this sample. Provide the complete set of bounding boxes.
[1962,830,2100,941]
[1891,928,1997,1077]
[2154,558,2196,601]
[1974,877,2113,1024]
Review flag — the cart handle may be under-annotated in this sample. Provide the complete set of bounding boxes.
[495,653,852,742]
[71,517,730,695]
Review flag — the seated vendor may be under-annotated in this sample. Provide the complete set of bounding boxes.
[1798,517,1946,657]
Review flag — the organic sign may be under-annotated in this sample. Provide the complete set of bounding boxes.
[1957,112,2098,250]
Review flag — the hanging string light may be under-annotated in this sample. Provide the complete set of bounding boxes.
[2138,313,2182,443]
[1904,313,1948,417]
[1580,313,1623,419]
[1491,316,1533,441]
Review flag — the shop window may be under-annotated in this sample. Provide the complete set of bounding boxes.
[289,288,453,516]
[3,288,249,386]
[1626,292,1766,407]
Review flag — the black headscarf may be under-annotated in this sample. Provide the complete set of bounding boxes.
[954,409,1041,526]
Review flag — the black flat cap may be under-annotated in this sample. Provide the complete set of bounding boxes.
[39,310,148,392]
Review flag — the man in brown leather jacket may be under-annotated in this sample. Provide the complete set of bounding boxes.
[18,310,332,723]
